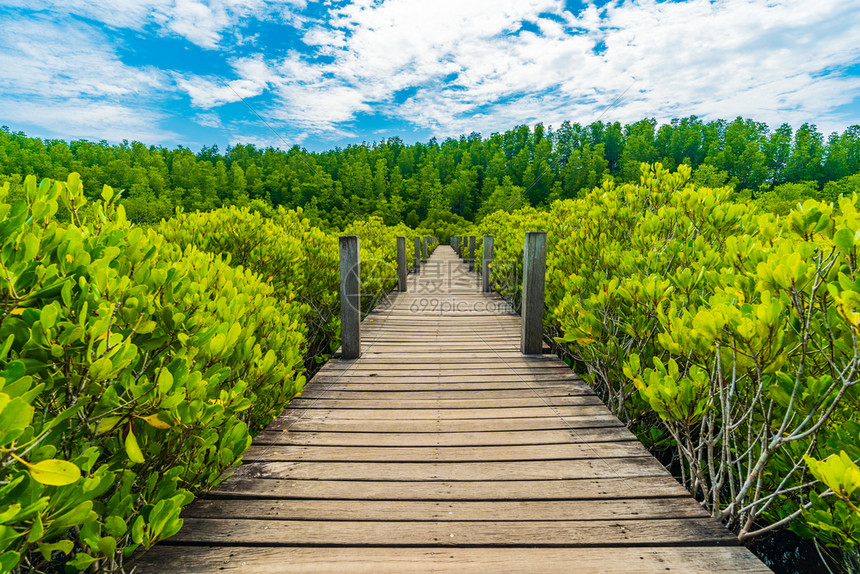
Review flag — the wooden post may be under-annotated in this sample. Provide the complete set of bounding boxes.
[339,235,361,359]
[469,236,476,272]
[413,236,421,272]
[422,237,428,262]
[482,235,494,293]
[396,236,407,292]
[520,231,546,355]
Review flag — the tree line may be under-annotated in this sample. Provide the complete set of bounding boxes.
[1,117,859,227]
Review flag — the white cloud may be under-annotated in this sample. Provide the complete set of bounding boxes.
[195,112,224,128]
[0,15,177,142]
[2,0,307,49]
[1,100,178,143]
[0,16,164,99]
[2,0,859,146]
[200,0,860,140]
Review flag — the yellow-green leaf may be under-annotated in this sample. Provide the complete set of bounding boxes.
[125,430,144,464]
[28,459,81,486]
[96,416,122,435]
[139,414,171,430]
[157,369,173,394]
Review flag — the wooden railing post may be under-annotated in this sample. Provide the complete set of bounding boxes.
[414,236,421,272]
[422,236,428,262]
[520,231,546,355]
[482,235,494,293]
[396,236,407,292]
[339,235,361,359]
[469,236,476,272]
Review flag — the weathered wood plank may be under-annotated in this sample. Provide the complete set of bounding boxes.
[239,442,650,462]
[296,382,582,392]
[271,406,613,420]
[163,517,739,546]
[265,415,625,433]
[253,427,636,447]
[287,397,603,409]
[308,374,581,384]
[230,457,668,481]
[181,498,709,521]
[295,389,592,400]
[135,546,771,573]
[209,477,692,500]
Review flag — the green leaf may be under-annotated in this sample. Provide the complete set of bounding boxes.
[22,233,39,262]
[89,357,113,380]
[98,535,117,557]
[0,395,35,435]
[0,504,21,524]
[104,515,127,538]
[96,416,122,435]
[67,552,97,569]
[833,228,855,254]
[27,514,43,543]
[27,459,81,486]
[140,413,171,430]
[157,369,174,394]
[0,551,20,572]
[37,540,73,561]
[125,429,144,464]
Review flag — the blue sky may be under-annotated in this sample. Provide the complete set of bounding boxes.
[1,0,859,152]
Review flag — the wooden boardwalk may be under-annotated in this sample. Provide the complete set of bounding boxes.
[138,246,768,573]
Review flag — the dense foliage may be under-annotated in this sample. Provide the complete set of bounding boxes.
[3,116,860,571]
[478,164,860,566]
[2,118,859,228]
[0,174,413,572]
[156,208,412,370]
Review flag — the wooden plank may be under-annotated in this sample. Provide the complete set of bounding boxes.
[308,374,581,384]
[319,364,572,372]
[286,397,604,409]
[135,546,771,573]
[318,362,572,370]
[162,517,739,546]
[295,389,592,400]
[273,406,613,420]
[239,442,650,462]
[229,457,668,481]
[210,477,692,500]
[311,372,573,381]
[265,415,625,433]
[181,498,710,521]
[356,352,546,360]
[297,381,582,391]
[253,427,636,447]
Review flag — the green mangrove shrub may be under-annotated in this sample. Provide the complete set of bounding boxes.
[479,164,860,557]
[0,174,307,572]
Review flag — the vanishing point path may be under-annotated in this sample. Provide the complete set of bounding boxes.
[139,246,768,573]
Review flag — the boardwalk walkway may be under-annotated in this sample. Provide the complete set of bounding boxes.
[139,246,768,573]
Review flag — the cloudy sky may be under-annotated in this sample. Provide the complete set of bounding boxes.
[1,0,859,151]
